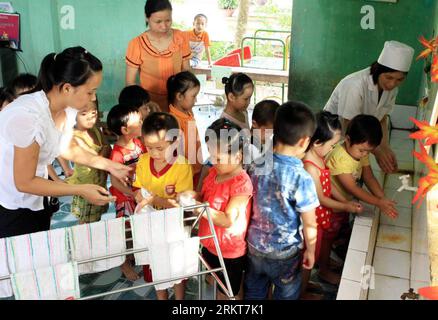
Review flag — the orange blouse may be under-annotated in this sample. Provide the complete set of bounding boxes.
[169,104,202,175]
[125,29,192,111]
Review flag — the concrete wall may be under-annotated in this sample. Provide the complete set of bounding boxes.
[8,0,146,110]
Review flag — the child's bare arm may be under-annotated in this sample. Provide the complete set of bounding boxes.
[110,174,135,197]
[331,184,347,202]
[56,157,73,178]
[337,173,397,218]
[301,210,318,270]
[305,164,361,213]
[362,165,384,198]
[198,195,250,228]
[205,46,212,66]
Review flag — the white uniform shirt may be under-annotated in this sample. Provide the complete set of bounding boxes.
[324,67,397,121]
[0,91,77,211]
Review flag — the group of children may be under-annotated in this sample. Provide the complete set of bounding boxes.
[1,34,399,300]
[0,65,399,300]
[59,61,400,300]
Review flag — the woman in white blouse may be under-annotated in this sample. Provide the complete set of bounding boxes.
[0,47,130,238]
[324,41,415,173]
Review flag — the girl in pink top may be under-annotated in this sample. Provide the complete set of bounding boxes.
[194,118,253,300]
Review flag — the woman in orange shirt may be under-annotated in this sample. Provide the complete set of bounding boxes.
[125,0,191,112]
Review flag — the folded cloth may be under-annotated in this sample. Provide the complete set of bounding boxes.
[0,238,12,298]
[7,228,69,274]
[131,208,186,266]
[164,208,185,243]
[131,213,151,266]
[11,262,80,300]
[69,218,126,275]
[151,237,200,291]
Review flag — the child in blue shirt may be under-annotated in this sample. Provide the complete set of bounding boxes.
[245,101,320,300]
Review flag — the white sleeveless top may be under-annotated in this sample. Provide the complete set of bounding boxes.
[0,91,77,211]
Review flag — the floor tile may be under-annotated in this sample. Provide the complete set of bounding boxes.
[348,224,371,252]
[380,206,411,228]
[376,225,411,252]
[368,275,410,300]
[411,253,431,283]
[342,249,367,282]
[373,247,410,279]
[337,279,362,300]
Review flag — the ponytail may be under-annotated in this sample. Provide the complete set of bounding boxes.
[34,46,102,93]
[222,73,253,97]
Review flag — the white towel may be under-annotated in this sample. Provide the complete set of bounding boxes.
[0,238,13,298]
[151,237,200,291]
[164,208,185,243]
[91,218,126,273]
[131,208,185,266]
[7,228,69,274]
[184,237,200,276]
[69,218,126,275]
[11,262,80,300]
[131,213,151,266]
[151,243,172,291]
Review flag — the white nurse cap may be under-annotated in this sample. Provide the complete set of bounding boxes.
[377,41,415,72]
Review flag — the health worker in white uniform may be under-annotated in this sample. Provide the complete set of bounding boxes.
[324,41,415,173]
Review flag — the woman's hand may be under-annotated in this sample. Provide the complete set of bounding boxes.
[107,161,133,187]
[79,185,115,206]
[374,145,398,174]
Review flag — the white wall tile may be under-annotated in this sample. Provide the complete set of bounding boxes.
[376,225,411,252]
[385,174,404,190]
[355,205,375,227]
[342,249,367,282]
[373,247,410,279]
[410,280,431,293]
[411,253,431,283]
[337,279,362,300]
[393,192,414,209]
[380,206,411,228]
[390,129,412,140]
[368,275,410,300]
[390,105,416,129]
[348,224,372,252]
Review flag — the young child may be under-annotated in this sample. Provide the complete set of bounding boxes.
[221,73,254,130]
[246,99,280,165]
[195,118,253,300]
[11,73,37,96]
[107,104,146,281]
[118,85,161,121]
[185,14,212,67]
[134,112,193,300]
[326,114,398,220]
[302,111,363,295]
[168,71,203,188]
[66,99,111,224]
[245,101,319,300]
[0,87,15,111]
